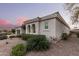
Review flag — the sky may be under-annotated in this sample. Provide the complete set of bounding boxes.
[0,3,71,27]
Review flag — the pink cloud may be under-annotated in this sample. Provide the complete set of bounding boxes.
[0,19,11,25]
[16,16,28,26]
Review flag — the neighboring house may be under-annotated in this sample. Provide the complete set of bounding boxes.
[15,26,23,35]
[71,29,79,33]
[22,12,70,40]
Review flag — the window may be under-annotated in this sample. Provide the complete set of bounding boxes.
[32,24,36,33]
[44,21,48,29]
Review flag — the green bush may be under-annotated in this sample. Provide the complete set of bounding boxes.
[21,34,34,40]
[11,44,26,56]
[6,32,12,35]
[61,33,68,40]
[26,35,50,51]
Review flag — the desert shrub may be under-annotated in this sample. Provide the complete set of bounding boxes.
[0,34,7,40]
[11,44,26,56]
[26,35,50,51]
[6,31,12,35]
[9,36,16,38]
[61,33,68,40]
[3,35,7,39]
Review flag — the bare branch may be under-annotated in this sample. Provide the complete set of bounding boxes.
[64,3,79,25]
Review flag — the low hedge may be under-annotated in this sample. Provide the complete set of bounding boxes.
[21,34,34,40]
[11,44,26,56]
[26,35,50,51]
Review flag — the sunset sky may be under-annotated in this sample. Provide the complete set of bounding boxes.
[0,3,71,26]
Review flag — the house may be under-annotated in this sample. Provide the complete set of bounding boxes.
[71,28,79,33]
[15,24,26,35]
[15,26,23,35]
[16,12,70,41]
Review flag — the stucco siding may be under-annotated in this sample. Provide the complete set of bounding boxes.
[39,18,56,40]
[25,22,39,34]
[24,12,70,41]
[15,27,23,35]
[63,26,70,34]
[55,19,69,39]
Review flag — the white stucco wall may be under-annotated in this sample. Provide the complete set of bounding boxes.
[25,22,39,34]
[25,18,70,41]
[63,26,70,34]
[15,27,22,35]
[55,19,70,39]
[39,18,56,40]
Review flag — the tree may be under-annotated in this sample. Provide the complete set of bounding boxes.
[11,29,15,34]
[64,3,79,25]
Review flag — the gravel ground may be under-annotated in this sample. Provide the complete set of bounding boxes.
[0,38,25,56]
[26,34,79,56]
[0,34,79,56]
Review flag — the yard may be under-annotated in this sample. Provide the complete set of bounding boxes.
[0,34,79,56]
[26,34,79,56]
[0,38,25,56]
